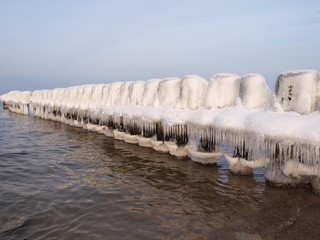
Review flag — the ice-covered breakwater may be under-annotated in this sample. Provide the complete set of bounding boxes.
[2,70,320,193]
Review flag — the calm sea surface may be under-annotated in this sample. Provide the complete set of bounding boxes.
[1,104,320,240]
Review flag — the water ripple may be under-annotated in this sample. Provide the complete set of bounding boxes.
[1,107,320,239]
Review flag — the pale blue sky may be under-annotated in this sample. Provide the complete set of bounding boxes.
[0,0,319,94]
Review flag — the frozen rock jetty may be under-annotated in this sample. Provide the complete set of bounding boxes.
[2,70,320,193]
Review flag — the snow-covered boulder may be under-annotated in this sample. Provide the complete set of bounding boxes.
[117,82,132,106]
[100,84,110,107]
[90,84,105,109]
[141,78,162,107]
[178,75,207,110]
[155,77,181,107]
[205,73,240,109]
[107,82,122,106]
[240,73,272,110]
[275,70,320,115]
[129,81,145,106]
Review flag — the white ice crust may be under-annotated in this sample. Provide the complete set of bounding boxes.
[155,77,181,107]
[2,69,320,177]
[141,78,161,107]
[205,73,240,109]
[129,81,145,106]
[275,70,320,114]
[178,75,207,110]
[240,73,272,110]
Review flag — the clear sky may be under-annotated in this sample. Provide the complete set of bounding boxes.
[0,0,319,94]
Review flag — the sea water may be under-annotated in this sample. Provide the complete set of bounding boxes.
[1,104,320,240]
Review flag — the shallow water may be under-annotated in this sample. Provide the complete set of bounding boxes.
[1,105,320,240]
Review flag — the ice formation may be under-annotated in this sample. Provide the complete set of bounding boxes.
[240,74,273,110]
[178,75,207,110]
[2,69,320,193]
[275,70,320,114]
[155,77,181,107]
[205,73,240,109]
[141,78,161,107]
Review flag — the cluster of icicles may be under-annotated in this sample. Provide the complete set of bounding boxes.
[2,70,320,192]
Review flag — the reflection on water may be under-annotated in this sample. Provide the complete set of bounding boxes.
[1,107,320,239]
